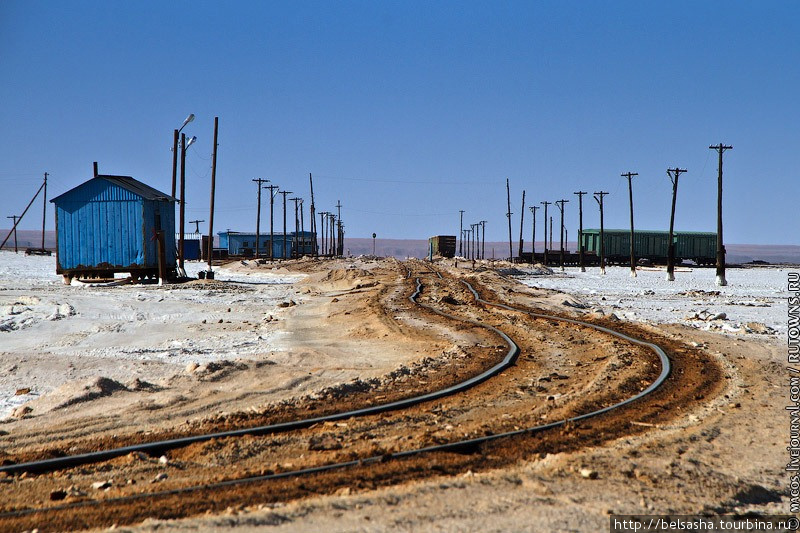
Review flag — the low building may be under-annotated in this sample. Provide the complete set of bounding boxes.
[50,174,176,282]
[219,231,316,258]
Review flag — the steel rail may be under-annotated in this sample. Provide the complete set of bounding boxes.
[0,266,517,477]
[0,269,672,522]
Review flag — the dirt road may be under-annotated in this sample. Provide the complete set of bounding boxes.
[0,257,788,531]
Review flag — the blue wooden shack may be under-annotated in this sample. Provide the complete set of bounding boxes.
[50,174,177,282]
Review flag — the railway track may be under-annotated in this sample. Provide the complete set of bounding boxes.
[0,260,683,531]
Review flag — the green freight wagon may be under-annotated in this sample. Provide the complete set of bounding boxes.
[429,235,456,258]
[580,229,716,265]
[676,232,717,266]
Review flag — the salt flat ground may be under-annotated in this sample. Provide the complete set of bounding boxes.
[518,264,788,335]
[0,252,303,418]
[0,252,792,532]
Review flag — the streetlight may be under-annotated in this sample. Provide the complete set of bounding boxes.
[171,114,195,198]
[178,133,197,272]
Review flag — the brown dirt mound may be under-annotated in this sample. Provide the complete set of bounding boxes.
[302,268,377,291]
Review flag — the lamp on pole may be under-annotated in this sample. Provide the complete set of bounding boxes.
[178,133,197,272]
[171,114,194,199]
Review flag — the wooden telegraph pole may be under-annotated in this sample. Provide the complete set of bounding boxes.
[279,190,292,259]
[621,172,638,277]
[252,178,270,258]
[594,192,608,275]
[40,172,48,252]
[665,167,687,281]
[505,179,513,261]
[265,184,279,260]
[179,135,188,271]
[529,206,538,263]
[540,201,551,266]
[290,197,301,258]
[555,199,568,271]
[188,220,204,234]
[459,210,465,258]
[573,191,587,271]
[206,116,219,278]
[518,190,526,260]
[309,174,317,257]
[710,144,732,286]
[336,200,343,256]
[480,220,487,260]
[6,215,19,253]
[319,211,327,257]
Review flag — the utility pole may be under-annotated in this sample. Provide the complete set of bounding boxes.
[6,215,19,253]
[506,178,513,261]
[480,220,487,260]
[206,117,218,278]
[529,206,538,263]
[459,210,465,258]
[473,223,481,260]
[573,191,587,272]
[309,173,317,257]
[549,216,553,252]
[540,201,551,266]
[319,212,327,257]
[518,190,526,260]
[329,214,336,256]
[290,197,301,258]
[264,184,279,260]
[665,167,687,281]
[594,191,609,275]
[40,172,48,251]
[279,190,292,259]
[172,113,194,199]
[179,135,187,270]
[252,178,270,258]
[300,198,306,255]
[621,172,638,277]
[710,143,733,286]
[171,129,179,199]
[1,179,46,251]
[189,220,204,234]
[336,200,343,257]
[555,199,569,271]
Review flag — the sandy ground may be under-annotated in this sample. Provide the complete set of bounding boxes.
[0,252,793,531]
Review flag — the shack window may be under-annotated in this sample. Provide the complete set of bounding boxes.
[243,241,249,247]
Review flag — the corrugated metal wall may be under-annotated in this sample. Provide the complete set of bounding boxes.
[55,180,175,271]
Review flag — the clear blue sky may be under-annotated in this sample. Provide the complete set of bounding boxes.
[1,1,797,245]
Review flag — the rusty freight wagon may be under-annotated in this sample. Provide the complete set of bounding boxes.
[428,235,456,258]
[51,175,177,283]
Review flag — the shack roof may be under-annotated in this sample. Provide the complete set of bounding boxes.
[51,175,176,203]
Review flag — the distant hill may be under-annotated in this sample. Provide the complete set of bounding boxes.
[3,230,799,265]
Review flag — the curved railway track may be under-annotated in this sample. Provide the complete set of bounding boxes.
[0,260,678,530]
